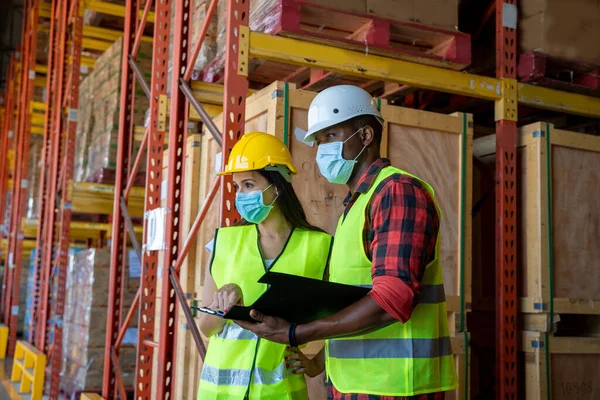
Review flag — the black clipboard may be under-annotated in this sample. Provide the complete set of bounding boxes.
[199,272,371,325]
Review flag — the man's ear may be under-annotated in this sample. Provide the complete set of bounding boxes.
[361,125,375,147]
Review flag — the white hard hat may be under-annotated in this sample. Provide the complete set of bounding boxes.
[303,85,383,143]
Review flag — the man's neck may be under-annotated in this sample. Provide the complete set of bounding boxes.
[346,153,379,194]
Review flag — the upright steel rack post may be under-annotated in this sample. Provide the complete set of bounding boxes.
[0,56,17,265]
[0,57,16,228]
[495,1,518,398]
[26,1,83,398]
[2,0,40,356]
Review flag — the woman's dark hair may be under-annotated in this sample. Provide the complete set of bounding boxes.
[236,169,325,233]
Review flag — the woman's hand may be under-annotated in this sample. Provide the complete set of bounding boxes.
[284,346,325,378]
[211,283,243,312]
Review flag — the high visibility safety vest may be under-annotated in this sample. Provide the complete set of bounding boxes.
[325,166,458,396]
[198,224,332,400]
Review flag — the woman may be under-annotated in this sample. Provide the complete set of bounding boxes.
[198,132,332,400]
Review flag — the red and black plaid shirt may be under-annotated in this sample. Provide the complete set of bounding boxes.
[328,158,443,400]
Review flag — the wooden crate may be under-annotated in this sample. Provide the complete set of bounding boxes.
[473,123,600,330]
[520,331,600,400]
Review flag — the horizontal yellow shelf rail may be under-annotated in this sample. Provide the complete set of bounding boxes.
[72,182,145,217]
[249,32,600,118]
[249,32,503,101]
[31,126,44,135]
[22,219,143,241]
[83,25,152,44]
[39,1,155,22]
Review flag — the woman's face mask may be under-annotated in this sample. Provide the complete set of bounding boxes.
[235,183,278,224]
[315,127,367,185]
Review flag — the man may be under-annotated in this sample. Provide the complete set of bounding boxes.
[237,85,458,399]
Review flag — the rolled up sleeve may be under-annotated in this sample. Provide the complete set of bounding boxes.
[366,178,440,322]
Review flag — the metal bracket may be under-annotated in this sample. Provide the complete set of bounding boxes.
[238,25,250,77]
[495,78,518,122]
[158,94,168,132]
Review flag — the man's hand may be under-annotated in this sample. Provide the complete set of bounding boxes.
[235,310,291,344]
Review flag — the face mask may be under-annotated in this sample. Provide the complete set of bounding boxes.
[235,184,278,224]
[316,127,367,185]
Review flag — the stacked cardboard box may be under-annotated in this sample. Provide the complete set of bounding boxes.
[25,136,43,220]
[519,0,600,65]
[83,38,153,183]
[74,75,93,182]
[60,248,139,396]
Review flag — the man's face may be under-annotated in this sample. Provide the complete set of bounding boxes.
[314,121,366,161]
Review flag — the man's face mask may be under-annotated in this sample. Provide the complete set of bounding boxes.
[316,127,367,185]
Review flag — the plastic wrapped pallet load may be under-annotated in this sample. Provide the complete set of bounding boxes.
[60,249,139,396]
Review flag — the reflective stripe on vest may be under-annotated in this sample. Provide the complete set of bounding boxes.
[328,337,452,359]
[198,225,332,400]
[325,166,458,396]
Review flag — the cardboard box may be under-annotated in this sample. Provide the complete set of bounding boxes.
[519,0,600,65]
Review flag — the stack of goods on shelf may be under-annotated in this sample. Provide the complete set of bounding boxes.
[520,0,600,65]
[168,0,219,88]
[472,123,600,399]
[60,248,139,397]
[36,30,50,65]
[22,251,36,340]
[25,135,43,220]
[196,0,462,82]
[83,37,152,185]
[74,75,93,182]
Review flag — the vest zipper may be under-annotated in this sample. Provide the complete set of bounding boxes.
[243,337,261,399]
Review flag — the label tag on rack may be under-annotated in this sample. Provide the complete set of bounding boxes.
[11,306,19,316]
[80,65,89,74]
[502,3,517,29]
[28,70,36,80]
[144,207,168,251]
[21,179,29,189]
[68,108,78,122]
[214,152,222,176]
[8,130,13,139]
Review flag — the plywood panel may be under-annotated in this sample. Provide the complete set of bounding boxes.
[552,145,600,301]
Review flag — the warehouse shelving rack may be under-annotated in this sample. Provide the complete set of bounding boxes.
[1,0,600,398]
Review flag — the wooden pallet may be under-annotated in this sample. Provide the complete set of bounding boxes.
[199,0,471,90]
[472,123,600,330]
[518,52,600,97]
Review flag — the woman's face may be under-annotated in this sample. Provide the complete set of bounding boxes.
[232,171,278,204]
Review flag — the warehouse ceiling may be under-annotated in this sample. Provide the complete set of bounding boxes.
[0,0,24,92]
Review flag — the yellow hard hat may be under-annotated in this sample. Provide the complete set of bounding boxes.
[218,132,298,176]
